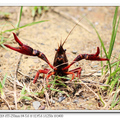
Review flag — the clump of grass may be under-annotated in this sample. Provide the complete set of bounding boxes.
[0,11,10,19]
[88,7,119,86]
[48,76,68,88]
[88,6,120,109]
[18,85,33,101]
[31,6,49,18]
[109,81,120,109]
[47,75,70,97]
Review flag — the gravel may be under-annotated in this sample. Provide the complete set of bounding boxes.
[58,96,66,102]
[73,99,79,103]
[72,50,77,54]
[32,101,41,110]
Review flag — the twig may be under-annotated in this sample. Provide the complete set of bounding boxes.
[6,75,46,102]
[43,77,50,107]
[16,54,23,78]
[80,80,98,98]
[103,88,120,109]
[18,70,34,79]
[13,54,23,110]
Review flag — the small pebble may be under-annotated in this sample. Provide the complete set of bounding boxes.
[51,100,55,104]
[66,102,70,105]
[93,72,101,76]
[41,63,49,69]
[73,99,79,103]
[75,62,79,67]
[84,98,89,102]
[81,70,85,74]
[33,59,39,63]
[97,70,101,73]
[87,7,92,11]
[32,101,41,110]
[66,28,71,33]
[58,96,66,102]
[79,105,82,107]
[40,105,45,110]
[4,53,10,58]
[80,8,84,11]
[58,92,62,97]
[92,65,98,68]
[81,95,84,98]
[40,43,45,45]
[95,22,99,25]
[86,98,89,101]
[72,50,77,54]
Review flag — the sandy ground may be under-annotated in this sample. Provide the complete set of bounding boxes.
[0,6,120,110]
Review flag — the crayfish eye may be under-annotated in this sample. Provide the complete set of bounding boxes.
[64,49,66,51]
[55,48,58,51]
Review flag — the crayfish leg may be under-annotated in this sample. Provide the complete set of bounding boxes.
[46,72,55,88]
[64,71,75,81]
[69,67,82,78]
[33,69,50,84]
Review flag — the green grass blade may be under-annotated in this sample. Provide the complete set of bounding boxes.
[108,7,119,59]
[109,75,120,93]
[0,36,5,47]
[2,73,7,85]
[116,54,120,68]
[110,67,120,77]
[88,19,111,76]
[21,96,32,100]
[110,98,120,110]
[16,6,23,28]
[0,73,7,97]
[87,19,108,58]
[32,6,38,17]
[57,81,67,87]
[21,85,26,95]
[0,89,4,96]
[38,7,42,14]
[98,93,105,106]
[1,20,48,33]
[0,73,7,89]
[100,46,103,74]
[0,11,10,16]
[0,82,2,89]
[50,88,64,93]
[32,92,39,96]
[110,81,119,109]
[43,6,49,11]
[50,88,69,97]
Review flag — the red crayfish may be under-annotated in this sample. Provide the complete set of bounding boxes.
[4,28,109,87]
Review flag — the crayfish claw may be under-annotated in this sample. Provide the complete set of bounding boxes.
[12,32,23,46]
[4,44,22,53]
[4,33,34,56]
[95,47,100,56]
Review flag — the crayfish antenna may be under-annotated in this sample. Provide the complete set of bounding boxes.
[62,15,87,47]
[61,24,77,47]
